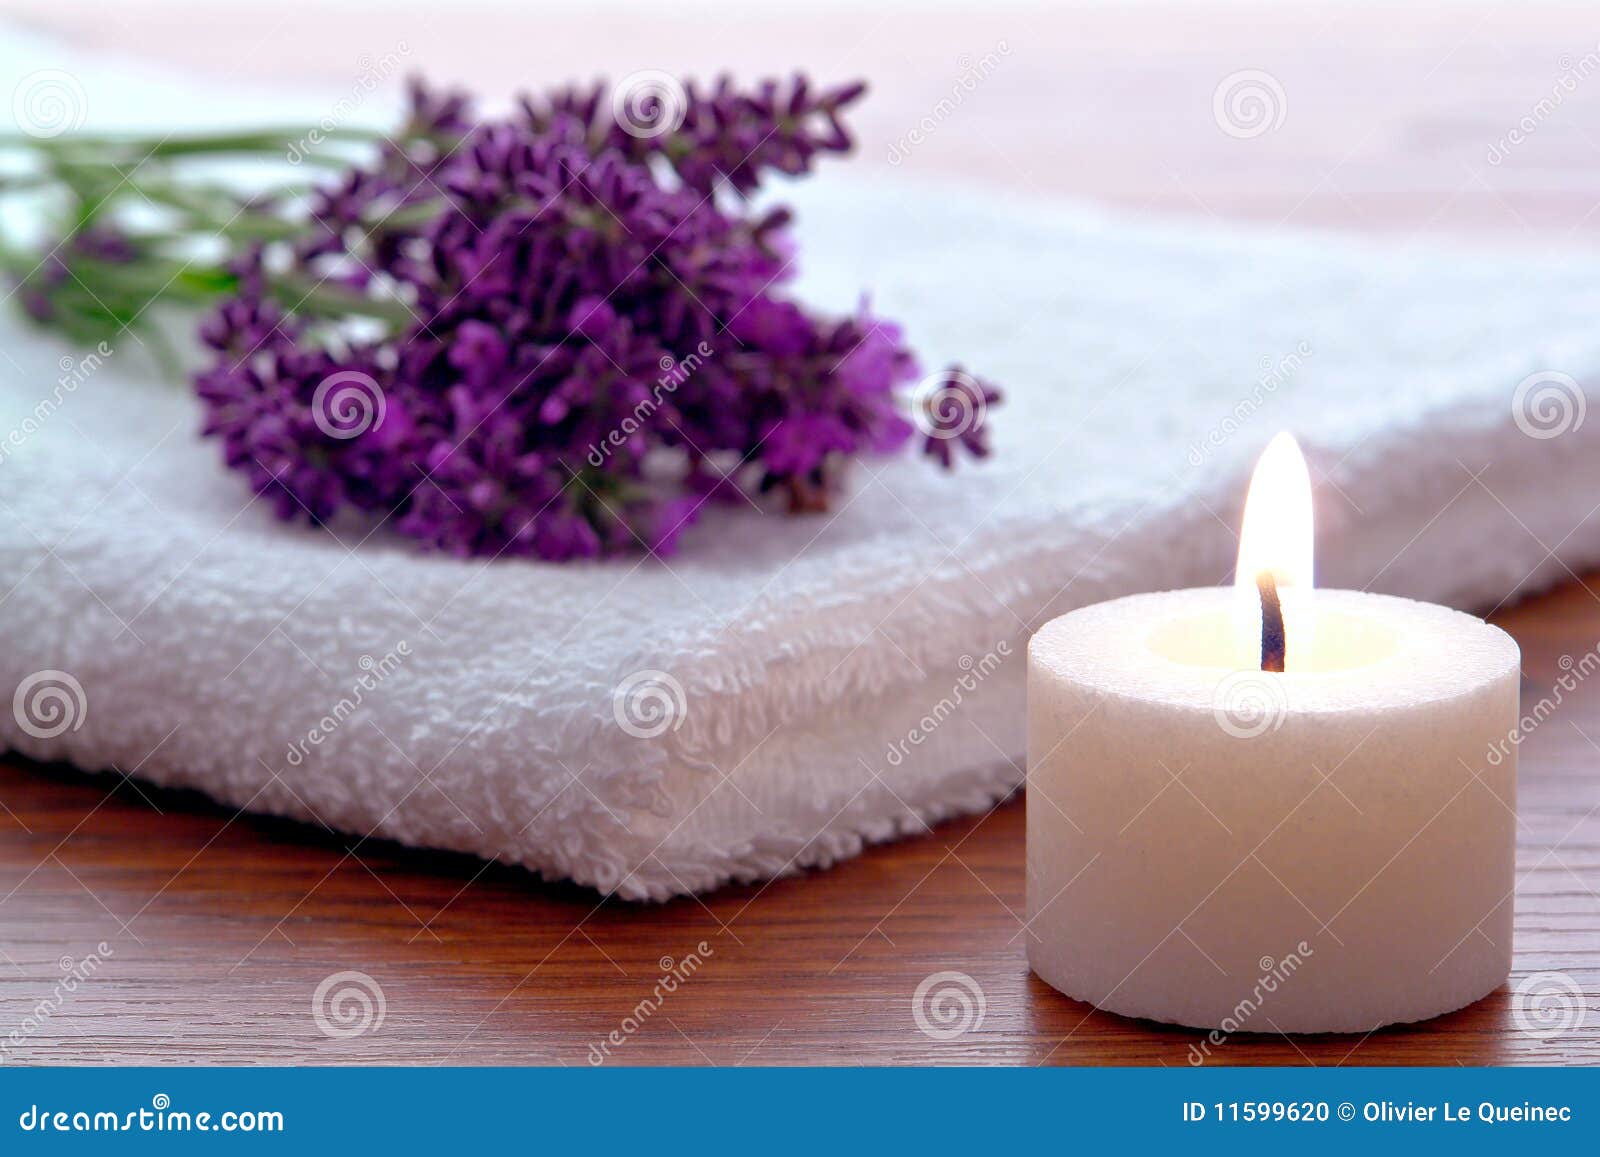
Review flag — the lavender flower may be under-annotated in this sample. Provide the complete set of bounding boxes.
[16,225,141,332]
[917,366,1003,468]
[17,75,999,561]
[521,75,866,197]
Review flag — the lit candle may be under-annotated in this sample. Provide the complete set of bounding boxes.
[1026,433,1520,1033]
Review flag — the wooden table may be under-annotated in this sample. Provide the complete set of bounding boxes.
[3,2,1599,1065]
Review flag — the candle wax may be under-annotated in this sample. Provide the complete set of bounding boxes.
[1026,588,1519,1033]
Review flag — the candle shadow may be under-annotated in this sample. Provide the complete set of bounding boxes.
[1024,973,1515,1066]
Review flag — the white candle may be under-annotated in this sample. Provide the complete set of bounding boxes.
[1025,435,1520,1034]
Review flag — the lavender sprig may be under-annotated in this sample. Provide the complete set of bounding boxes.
[523,75,866,196]
[2,75,1002,561]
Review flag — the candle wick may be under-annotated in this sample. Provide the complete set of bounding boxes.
[1258,572,1286,673]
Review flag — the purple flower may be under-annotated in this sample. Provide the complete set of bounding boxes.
[16,225,140,325]
[918,366,1004,468]
[522,75,867,198]
[728,298,812,357]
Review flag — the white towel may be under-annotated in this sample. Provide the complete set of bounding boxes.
[5,37,1600,898]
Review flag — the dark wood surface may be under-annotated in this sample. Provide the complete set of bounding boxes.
[0,579,1597,1066]
[4,2,1600,1065]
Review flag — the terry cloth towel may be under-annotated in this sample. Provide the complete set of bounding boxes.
[6,42,1600,899]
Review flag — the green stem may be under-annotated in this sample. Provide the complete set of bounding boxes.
[272,277,416,326]
[0,123,433,349]
[0,126,386,159]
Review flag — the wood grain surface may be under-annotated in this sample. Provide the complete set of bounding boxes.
[3,2,1600,1065]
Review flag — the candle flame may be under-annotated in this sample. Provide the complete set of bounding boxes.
[1234,432,1314,668]
[1236,431,1314,594]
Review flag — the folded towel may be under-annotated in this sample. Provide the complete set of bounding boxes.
[6,40,1600,898]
